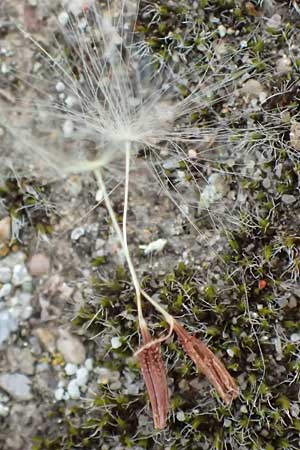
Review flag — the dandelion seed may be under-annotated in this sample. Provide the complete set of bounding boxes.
[173,321,239,404]
[135,321,169,430]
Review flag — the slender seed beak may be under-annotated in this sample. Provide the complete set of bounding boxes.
[136,323,169,429]
[173,321,239,404]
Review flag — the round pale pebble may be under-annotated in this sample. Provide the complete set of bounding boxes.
[54,387,65,401]
[28,253,50,277]
[71,227,85,241]
[58,11,69,26]
[84,358,93,371]
[63,119,74,138]
[176,411,185,422]
[67,379,80,399]
[111,336,122,349]
[55,81,65,93]
[76,367,89,387]
[65,363,77,376]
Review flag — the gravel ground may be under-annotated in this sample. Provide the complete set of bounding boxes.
[1,1,300,449]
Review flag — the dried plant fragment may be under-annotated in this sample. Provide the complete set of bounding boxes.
[136,324,169,429]
[174,322,239,404]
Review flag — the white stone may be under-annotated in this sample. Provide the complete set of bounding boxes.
[141,238,167,255]
[71,227,85,241]
[0,403,9,417]
[218,25,226,38]
[65,363,77,376]
[12,265,30,286]
[176,411,185,422]
[67,379,80,399]
[291,333,300,343]
[0,267,11,283]
[55,81,65,93]
[111,336,122,349]
[54,387,65,401]
[58,11,69,26]
[76,367,89,387]
[63,119,74,138]
[85,358,93,371]
[0,283,12,298]
[227,348,235,358]
[65,95,78,109]
[95,189,103,202]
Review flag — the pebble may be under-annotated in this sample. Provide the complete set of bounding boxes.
[281,194,296,205]
[266,14,281,29]
[71,227,85,241]
[85,358,93,371]
[54,387,65,401]
[0,310,18,344]
[290,121,300,151]
[242,79,264,96]
[27,253,50,277]
[290,333,300,343]
[288,296,297,309]
[65,363,77,376]
[12,264,30,286]
[110,380,122,390]
[67,379,80,399]
[34,328,56,353]
[199,173,229,208]
[276,55,291,75]
[111,336,122,349]
[176,411,185,422]
[76,367,89,387]
[0,373,33,401]
[0,216,11,243]
[0,267,11,283]
[58,11,69,26]
[6,347,35,375]
[0,404,9,417]
[142,238,167,255]
[57,329,86,364]
[0,283,12,298]
[63,119,74,138]
[227,348,235,358]
[217,24,226,38]
[55,81,65,93]
[65,95,78,109]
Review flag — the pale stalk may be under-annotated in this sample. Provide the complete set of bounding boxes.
[94,166,146,328]
[94,162,174,328]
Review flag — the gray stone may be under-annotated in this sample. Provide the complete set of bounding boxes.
[6,347,35,375]
[12,265,30,286]
[281,194,296,205]
[0,267,11,283]
[0,403,9,417]
[0,310,18,344]
[0,373,33,401]
[0,283,12,299]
